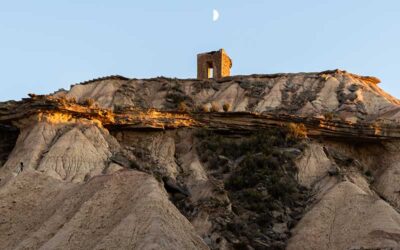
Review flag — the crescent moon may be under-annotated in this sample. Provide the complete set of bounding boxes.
[213,9,219,22]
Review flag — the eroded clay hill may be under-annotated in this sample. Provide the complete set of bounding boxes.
[1,70,400,249]
[55,70,400,123]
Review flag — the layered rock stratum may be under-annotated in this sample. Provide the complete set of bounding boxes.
[1,69,400,249]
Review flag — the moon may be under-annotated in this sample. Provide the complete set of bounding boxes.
[213,9,219,22]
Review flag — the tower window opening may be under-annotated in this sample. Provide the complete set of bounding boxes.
[208,67,214,78]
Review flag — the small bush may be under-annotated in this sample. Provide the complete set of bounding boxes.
[200,153,208,163]
[194,129,211,139]
[83,98,96,107]
[58,95,67,105]
[223,103,231,112]
[200,104,210,112]
[210,102,221,112]
[208,156,219,170]
[286,123,307,139]
[324,112,334,120]
[171,84,182,92]
[166,93,185,105]
[68,97,77,103]
[178,102,189,112]
[242,189,264,203]
[226,175,245,190]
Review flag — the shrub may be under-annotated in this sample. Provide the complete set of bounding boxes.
[210,102,221,112]
[268,176,297,201]
[226,175,245,190]
[223,103,231,112]
[171,84,182,92]
[324,112,334,120]
[68,97,77,103]
[200,104,210,112]
[208,156,219,170]
[83,98,96,107]
[194,129,211,139]
[57,95,67,105]
[166,93,185,105]
[178,102,189,112]
[200,153,208,163]
[286,123,307,139]
[243,189,264,203]
[365,170,372,177]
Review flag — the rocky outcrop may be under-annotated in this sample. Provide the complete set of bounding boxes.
[52,70,400,123]
[1,118,118,183]
[1,70,400,249]
[2,95,400,142]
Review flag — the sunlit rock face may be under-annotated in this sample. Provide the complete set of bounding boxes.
[58,70,399,123]
[2,70,400,249]
[1,114,118,183]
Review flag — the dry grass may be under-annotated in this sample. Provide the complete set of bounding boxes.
[210,102,221,112]
[286,123,307,139]
[199,104,210,112]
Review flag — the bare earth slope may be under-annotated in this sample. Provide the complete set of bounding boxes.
[0,171,207,250]
[1,70,400,249]
[0,119,207,249]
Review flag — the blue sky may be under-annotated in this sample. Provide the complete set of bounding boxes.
[1,1,400,101]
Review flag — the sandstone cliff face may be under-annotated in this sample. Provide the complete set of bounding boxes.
[1,70,400,249]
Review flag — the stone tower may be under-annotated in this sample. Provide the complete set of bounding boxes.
[197,49,232,80]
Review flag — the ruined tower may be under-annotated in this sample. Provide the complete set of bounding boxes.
[197,49,232,80]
